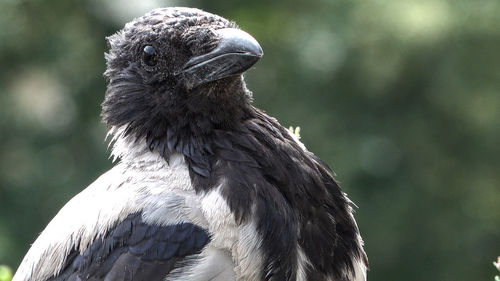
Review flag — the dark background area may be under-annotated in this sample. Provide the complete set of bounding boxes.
[1,0,499,280]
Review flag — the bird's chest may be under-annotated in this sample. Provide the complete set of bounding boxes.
[127,154,263,280]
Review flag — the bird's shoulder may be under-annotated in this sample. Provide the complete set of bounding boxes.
[13,152,234,281]
[207,110,367,281]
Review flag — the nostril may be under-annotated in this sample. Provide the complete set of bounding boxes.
[183,28,219,56]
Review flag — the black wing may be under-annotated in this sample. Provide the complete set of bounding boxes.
[47,212,210,281]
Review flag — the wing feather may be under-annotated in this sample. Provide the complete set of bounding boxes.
[47,212,210,281]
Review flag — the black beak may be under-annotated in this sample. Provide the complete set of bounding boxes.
[181,28,263,89]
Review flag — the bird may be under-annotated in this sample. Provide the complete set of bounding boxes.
[13,7,368,281]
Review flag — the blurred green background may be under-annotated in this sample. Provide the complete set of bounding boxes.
[1,0,499,280]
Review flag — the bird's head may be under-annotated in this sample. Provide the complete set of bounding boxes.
[102,7,263,143]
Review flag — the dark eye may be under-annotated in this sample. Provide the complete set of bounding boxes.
[143,45,158,66]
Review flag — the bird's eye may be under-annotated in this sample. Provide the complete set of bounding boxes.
[143,45,158,66]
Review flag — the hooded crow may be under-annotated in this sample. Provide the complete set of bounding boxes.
[13,7,368,281]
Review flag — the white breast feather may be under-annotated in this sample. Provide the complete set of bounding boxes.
[200,185,263,281]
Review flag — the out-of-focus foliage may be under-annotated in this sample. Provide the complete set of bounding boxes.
[0,265,13,281]
[494,257,500,281]
[0,0,499,280]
